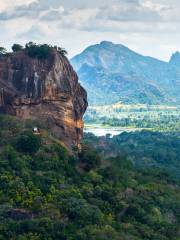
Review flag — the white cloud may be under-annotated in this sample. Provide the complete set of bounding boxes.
[0,0,35,11]
[0,0,180,61]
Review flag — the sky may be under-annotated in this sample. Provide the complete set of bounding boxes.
[0,0,180,61]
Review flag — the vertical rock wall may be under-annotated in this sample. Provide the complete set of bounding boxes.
[0,49,88,148]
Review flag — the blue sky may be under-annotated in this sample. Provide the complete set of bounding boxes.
[0,0,180,60]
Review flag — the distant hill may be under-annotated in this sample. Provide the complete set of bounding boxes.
[71,41,180,105]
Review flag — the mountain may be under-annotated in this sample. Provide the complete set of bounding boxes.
[169,51,180,68]
[71,41,180,105]
[0,45,88,148]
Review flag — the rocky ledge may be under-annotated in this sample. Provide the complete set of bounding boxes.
[0,47,88,148]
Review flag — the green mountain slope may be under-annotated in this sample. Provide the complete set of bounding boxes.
[71,41,180,105]
[0,115,179,239]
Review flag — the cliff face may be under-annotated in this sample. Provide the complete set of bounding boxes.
[0,49,88,148]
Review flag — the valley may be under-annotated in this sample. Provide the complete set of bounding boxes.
[83,103,180,180]
[84,125,142,137]
[84,103,180,133]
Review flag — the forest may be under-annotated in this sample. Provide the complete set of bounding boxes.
[84,131,180,179]
[0,115,179,240]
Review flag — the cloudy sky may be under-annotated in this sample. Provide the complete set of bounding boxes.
[0,0,180,60]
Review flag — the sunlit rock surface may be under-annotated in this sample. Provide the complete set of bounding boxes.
[0,48,88,148]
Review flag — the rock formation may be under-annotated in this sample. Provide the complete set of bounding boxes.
[0,48,88,148]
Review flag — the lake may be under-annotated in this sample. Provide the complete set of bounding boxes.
[84,126,140,137]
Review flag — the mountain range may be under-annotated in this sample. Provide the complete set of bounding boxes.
[71,41,180,105]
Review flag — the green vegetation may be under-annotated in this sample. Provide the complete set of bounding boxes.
[0,47,7,55]
[54,46,68,56]
[0,115,179,239]
[25,42,68,60]
[15,131,42,155]
[85,103,180,132]
[71,41,180,105]
[84,130,180,179]
[25,42,52,60]
[12,44,24,52]
[0,43,67,60]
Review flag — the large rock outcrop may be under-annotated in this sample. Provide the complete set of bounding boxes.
[0,48,88,148]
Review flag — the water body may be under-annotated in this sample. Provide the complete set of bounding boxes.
[84,126,139,137]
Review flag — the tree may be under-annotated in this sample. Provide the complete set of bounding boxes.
[79,145,101,171]
[0,47,7,55]
[54,46,68,56]
[12,44,23,52]
[15,131,41,155]
[25,42,51,60]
